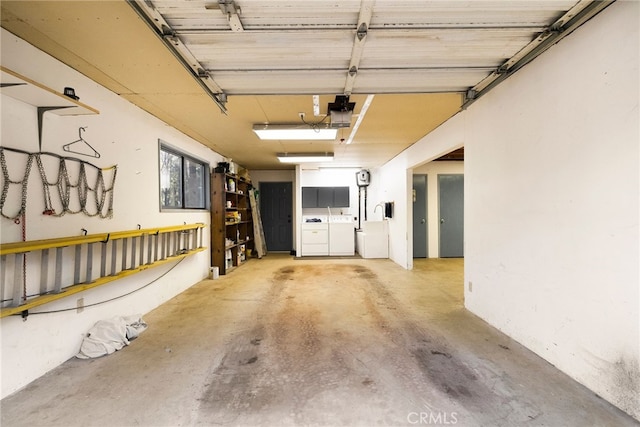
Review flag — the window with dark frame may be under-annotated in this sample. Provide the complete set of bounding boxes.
[159,142,209,210]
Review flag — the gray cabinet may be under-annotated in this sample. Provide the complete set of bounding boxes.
[317,187,334,207]
[302,187,318,208]
[302,186,350,208]
[333,187,350,207]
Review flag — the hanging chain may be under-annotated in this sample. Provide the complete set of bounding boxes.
[77,163,88,214]
[104,167,117,219]
[21,212,27,301]
[1,147,117,220]
[36,154,56,215]
[0,148,10,215]
[0,148,34,220]
[56,159,72,215]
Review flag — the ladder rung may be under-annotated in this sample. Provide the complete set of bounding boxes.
[40,249,49,295]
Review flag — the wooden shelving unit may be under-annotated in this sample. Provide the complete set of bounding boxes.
[210,172,255,275]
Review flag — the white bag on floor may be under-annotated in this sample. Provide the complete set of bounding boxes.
[76,315,147,359]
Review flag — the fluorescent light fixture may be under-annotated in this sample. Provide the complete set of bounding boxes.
[253,124,337,140]
[277,153,334,163]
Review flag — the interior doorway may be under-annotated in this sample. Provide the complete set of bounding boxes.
[438,174,464,257]
[259,182,293,252]
[412,174,428,258]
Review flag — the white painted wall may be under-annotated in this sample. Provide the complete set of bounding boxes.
[0,30,224,398]
[412,161,464,258]
[375,1,639,418]
[464,2,639,418]
[370,160,409,266]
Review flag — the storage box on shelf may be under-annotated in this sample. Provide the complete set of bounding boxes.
[210,172,254,274]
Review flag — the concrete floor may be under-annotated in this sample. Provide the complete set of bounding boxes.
[1,255,637,426]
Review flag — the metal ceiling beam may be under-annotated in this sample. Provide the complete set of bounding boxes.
[208,0,245,32]
[175,26,548,36]
[127,0,228,114]
[463,0,615,109]
[344,0,375,96]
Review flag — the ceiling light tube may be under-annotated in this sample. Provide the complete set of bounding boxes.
[277,153,334,163]
[253,124,337,140]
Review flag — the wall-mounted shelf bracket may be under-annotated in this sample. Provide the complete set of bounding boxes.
[37,106,73,151]
[0,83,26,89]
[0,66,99,151]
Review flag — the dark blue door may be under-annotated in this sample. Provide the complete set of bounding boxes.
[438,174,464,258]
[260,182,293,252]
[413,174,428,258]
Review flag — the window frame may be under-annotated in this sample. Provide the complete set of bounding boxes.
[158,140,210,211]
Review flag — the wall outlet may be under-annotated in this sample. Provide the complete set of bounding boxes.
[468,281,473,292]
[76,298,84,313]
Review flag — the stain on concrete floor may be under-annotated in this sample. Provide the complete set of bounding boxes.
[1,257,637,427]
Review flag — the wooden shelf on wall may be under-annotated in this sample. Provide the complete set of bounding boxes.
[0,66,99,115]
[0,66,99,150]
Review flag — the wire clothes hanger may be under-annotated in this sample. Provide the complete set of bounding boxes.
[62,126,101,158]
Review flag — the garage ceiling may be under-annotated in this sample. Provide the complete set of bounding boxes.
[0,1,609,170]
